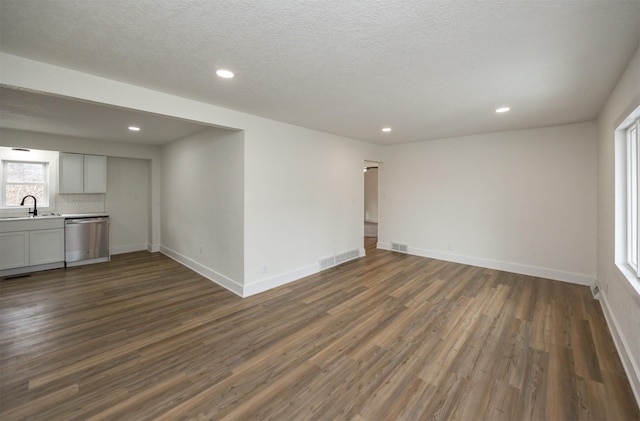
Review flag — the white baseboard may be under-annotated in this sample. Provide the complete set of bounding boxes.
[160,246,243,297]
[377,242,594,286]
[148,243,161,253]
[110,243,148,255]
[243,263,319,297]
[599,290,640,407]
[160,245,365,298]
[244,248,366,297]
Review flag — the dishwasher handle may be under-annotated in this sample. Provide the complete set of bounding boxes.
[65,218,109,225]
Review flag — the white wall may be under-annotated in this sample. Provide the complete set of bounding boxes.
[242,120,381,293]
[380,121,597,284]
[364,168,378,223]
[161,127,244,292]
[596,45,640,403]
[106,157,150,254]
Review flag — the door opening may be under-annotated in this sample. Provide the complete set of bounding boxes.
[364,161,379,251]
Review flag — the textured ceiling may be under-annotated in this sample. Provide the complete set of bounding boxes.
[0,0,639,145]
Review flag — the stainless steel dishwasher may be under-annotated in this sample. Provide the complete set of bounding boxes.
[65,216,110,267]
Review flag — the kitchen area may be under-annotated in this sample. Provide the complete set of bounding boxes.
[0,144,152,278]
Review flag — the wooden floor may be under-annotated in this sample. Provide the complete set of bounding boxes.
[1,238,638,420]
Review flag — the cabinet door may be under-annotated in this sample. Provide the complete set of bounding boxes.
[84,155,107,193]
[0,231,29,270]
[29,229,65,266]
[59,153,84,193]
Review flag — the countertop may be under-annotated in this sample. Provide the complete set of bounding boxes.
[0,213,109,221]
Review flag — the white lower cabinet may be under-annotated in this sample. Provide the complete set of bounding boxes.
[0,231,29,270]
[0,218,65,275]
[29,229,65,266]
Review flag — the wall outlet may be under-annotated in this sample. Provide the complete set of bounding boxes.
[199,245,203,254]
[261,265,267,274]
[448,244,454,251]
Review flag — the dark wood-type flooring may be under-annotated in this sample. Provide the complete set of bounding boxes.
[1,237,639,420]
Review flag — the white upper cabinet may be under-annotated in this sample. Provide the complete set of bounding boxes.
[84,155,107,193]
[59,153,107,193]
[59,152,84,193]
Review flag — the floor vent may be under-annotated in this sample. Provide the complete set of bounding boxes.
[335,249,360,265]
[319,249,360,270]
[391,242,408,253]
[319,256,336,270]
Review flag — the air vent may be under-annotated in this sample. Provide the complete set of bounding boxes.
[319,256,335,270]
[319,249,360,270]
[391,242,408,253]
[335,249,360,265]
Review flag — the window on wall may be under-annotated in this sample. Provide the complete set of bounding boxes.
[1,160,50,207]
[627,119,640,275]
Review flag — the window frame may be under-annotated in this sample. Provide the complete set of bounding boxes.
[626,119,640,275]
[1,159,51,208]
[615,105,640,298]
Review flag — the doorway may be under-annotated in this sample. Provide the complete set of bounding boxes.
[364,161,379,252]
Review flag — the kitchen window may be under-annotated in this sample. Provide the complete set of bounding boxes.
[1,160,50,207]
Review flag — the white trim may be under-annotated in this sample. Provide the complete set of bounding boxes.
[243,263,319,297]
[160,245,243,297]
[244,248,366,297]
[160,246,365,297]
[599,289,640,407]
[147,243,161,253]
[377,242,594,286]
[110,243,148,255]
[1,159,51,208]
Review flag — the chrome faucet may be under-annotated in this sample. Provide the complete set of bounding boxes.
[20,195,37,217]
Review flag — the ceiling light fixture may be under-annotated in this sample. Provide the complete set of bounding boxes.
[128,126,141,131]
[495,107,510,113]
[216,69,234,79]
[382,127,392,132]
[11,148,30,152]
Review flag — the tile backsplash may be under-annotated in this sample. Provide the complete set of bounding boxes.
[56,194,106,214]
[1,193,106,217]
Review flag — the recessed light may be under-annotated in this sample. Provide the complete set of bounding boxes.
[495,107,510,113]
[128,126,140,131]
[382,127,392,132]
[216,69,234,79]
